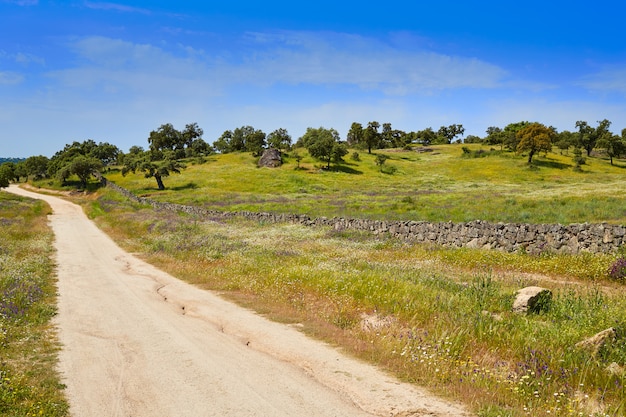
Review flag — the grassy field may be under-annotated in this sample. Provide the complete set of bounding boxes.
[0,192,68,417]
[29,144,626,416]
[100,144,626,225]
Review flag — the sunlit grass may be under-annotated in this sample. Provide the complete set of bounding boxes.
[86,190,626,417]
[101,144,626,225]
[0,192,68,417]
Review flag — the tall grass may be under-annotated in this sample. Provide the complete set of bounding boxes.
[0,192,68,416]
[86,190,626,417]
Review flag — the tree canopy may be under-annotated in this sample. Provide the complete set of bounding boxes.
[516,123,555,164]
[298,127,347,169]
[122,123,205,190]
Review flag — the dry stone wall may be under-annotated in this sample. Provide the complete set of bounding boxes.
[101,177,626,254]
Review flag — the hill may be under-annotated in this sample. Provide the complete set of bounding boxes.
[103,144,626,225]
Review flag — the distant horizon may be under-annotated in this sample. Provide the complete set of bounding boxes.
[2,1,626,158]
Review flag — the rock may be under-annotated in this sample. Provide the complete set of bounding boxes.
[359,312,396,332]
[606,362,625,376]
[258,148,282,168]
[575,328,616,356]
[512,286,552,314]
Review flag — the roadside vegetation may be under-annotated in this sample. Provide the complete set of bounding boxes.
[4,117,626,416]
[84,190,626,417]
[0,192,68,416]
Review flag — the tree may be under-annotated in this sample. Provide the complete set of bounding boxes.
[245,130,267,156]
[267,128,292,151]
[576,119,612,157]
[516,122,555,164]
[363,121,380,154]
[597,134,625,165]
[555,130,576,155]
[416,128,436,146]
[0,164,13,188]
[89,142,121,166]
[485,126,504,149]
[181,123,204,148]
[300,127,346,169]
[188,138,212,157]
[346,122,364,148]
[68,155,103,189]
[24,155,50,179]
[148,123,184,153]
[122,150,184,190]
[503,121,531,151]
[214,130,233,153]
[122,123,200,190]
[437,124,465,144]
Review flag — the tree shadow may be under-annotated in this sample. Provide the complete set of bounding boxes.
[333,165,363,174]
[61,180,104,192]
[532,159,571,169]
[171,182,199,191]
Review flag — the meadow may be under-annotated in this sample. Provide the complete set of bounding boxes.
[0,192,68,416]
[102,144,626,225]
[29,143,626,416]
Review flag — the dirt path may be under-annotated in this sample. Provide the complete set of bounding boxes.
[8,185,471,417]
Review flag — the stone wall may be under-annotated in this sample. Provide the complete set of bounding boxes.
[100,177,626,254]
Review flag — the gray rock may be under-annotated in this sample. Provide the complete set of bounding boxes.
[258,148,282,168]
[512,286,552,314]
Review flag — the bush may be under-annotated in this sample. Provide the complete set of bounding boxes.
[608,257,626,282]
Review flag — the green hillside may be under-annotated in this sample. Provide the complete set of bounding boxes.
[104,144,626,225]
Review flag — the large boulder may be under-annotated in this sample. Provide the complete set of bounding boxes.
[258,148,282,168]
[512,286,552,314]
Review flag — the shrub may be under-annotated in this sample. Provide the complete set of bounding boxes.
[608,257,626,282]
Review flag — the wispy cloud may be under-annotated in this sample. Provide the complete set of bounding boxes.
[55,31,509,98]
[579,66,626,95]
[83,1,151,15]
[1,0,38,5]
[48,36,219,97]
[234,31,508,94]
[0,71,24,84]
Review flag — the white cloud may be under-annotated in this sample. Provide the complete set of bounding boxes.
[1,0,38,5]
[83,1,151,14]
[54,32,509,100]
[47,36,220,97]
[234,31,508,94]
[579,66,626,95]
[0,71,24,84]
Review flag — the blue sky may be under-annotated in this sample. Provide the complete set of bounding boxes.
[2,1,626,157]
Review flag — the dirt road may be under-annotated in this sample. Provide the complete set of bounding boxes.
[8,185,471,417]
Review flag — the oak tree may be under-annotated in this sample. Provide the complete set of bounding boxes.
[516,122,555,164]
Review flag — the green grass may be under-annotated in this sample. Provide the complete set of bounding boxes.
[0,192,68,417]
[85,190,626,417]
[100,145,626,225]
[30,144,626,416]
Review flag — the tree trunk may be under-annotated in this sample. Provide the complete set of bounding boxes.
[155,174,165,190]
[527,150,535,164]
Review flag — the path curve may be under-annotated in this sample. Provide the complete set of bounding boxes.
[7,185,471,417]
